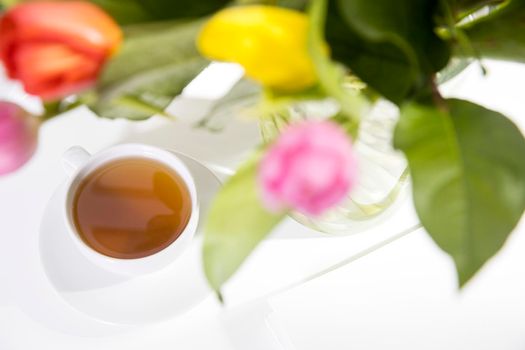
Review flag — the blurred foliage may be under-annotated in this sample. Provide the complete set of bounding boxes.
[0,0,231,23]
[85,19,208,120]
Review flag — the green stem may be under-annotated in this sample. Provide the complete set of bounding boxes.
[40,98,89,122]
[40,101,61,122]
[307,0,363,137]
[440,0,487,74]
[431,79,448,112]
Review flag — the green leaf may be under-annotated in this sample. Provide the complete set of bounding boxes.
[0,0,151,23]
[325,0,450,104]
[135,0,230,20]
[0,0,21,8]
[460,0,525,63]
[443,0,504,20]
[2,0,230,24]
[203,153,286,293]
[89,0,153,24]
[86,20,208,120]
[90,0,230,24]
[394,99,525,285]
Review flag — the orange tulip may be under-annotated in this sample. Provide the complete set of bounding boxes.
[0,1,122,101]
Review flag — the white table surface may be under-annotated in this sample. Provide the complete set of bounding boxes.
[0,61,525,350]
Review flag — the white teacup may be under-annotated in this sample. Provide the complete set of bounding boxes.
[62,144,199,276]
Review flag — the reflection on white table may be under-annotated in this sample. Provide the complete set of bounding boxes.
[0,61,524,349]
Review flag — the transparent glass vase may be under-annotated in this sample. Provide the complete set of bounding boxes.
[259,98,409,234]
[195,77,411,235]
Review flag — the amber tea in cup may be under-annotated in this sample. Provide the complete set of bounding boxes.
[72,157,192,259]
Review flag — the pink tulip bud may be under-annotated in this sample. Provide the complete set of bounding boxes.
[0,101,39,175]
[258,120,358,216]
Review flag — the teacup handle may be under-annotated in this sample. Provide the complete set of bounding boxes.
[63,146,91,177]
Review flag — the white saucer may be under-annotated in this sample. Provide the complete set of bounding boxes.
[39,152,221,326]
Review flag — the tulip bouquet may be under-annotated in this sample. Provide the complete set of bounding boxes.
[198,0,525,298]
[0,0,525,300]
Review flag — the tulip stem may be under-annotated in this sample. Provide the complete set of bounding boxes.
[307,0,363,135]
[40,101,62,122]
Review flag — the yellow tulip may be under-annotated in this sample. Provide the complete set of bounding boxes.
[197,5,319,92]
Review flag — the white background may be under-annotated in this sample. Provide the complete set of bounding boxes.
[0,61,525,349]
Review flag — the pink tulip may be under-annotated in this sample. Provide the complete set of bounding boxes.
[258,120,358,216]
[0,101,39,175]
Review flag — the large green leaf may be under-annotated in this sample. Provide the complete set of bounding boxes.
[325,0,450,104]
[203,154,285,295]
[86,20,208,120]
[394,99,525,285]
